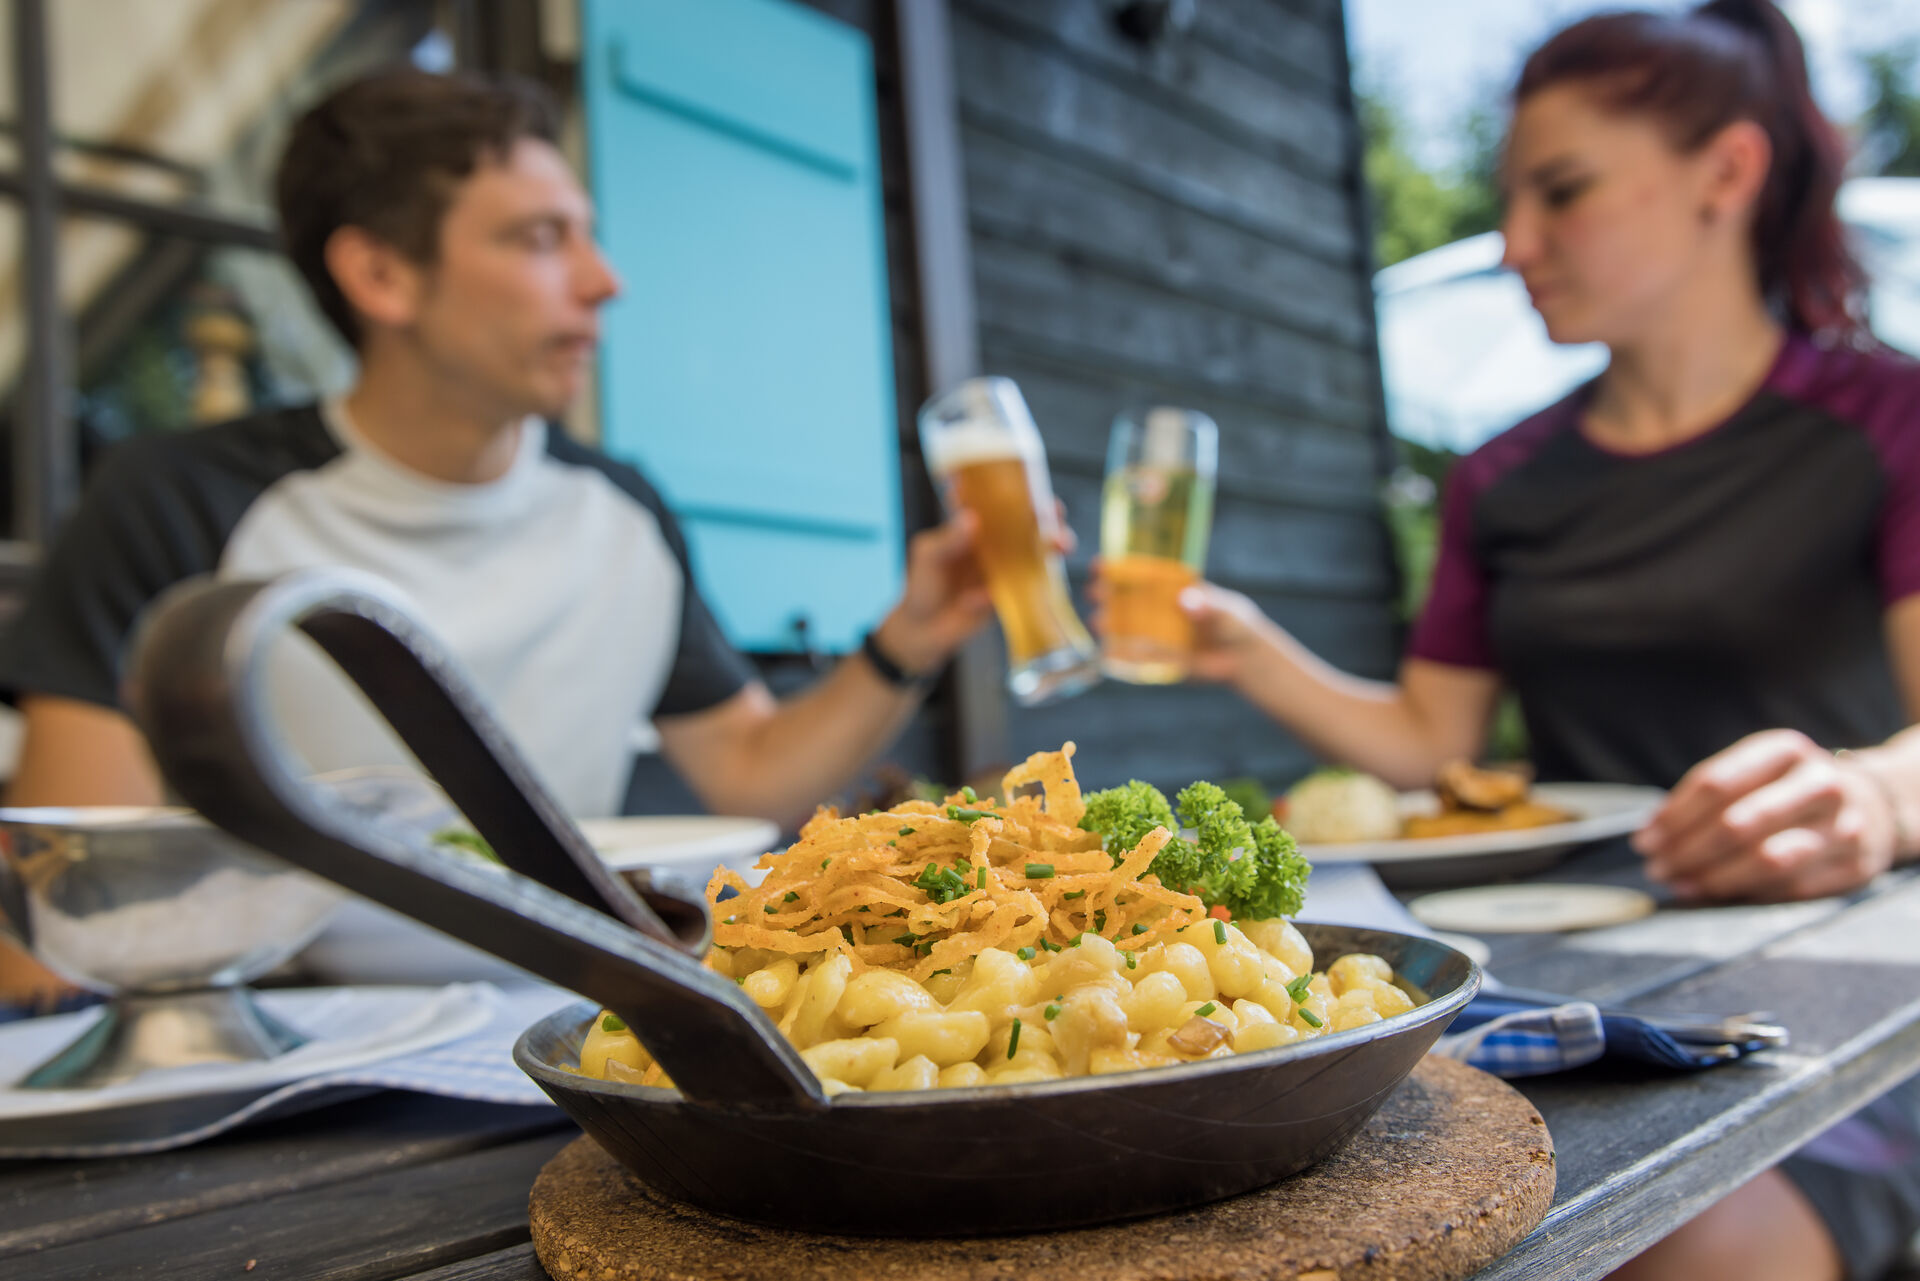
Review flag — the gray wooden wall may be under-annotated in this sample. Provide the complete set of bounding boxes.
[951,0,1400,794]
[628,0,1398,813]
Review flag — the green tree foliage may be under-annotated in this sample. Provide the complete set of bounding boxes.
[1361,93,1460,268]
[1860,44,1920,177]
[1359,89,1504,269]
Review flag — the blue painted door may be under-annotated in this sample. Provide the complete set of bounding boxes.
[581,0,903,653]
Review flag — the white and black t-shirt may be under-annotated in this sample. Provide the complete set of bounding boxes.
[0,401,755,817]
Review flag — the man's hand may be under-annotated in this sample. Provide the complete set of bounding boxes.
[871,503,1081,678]
[870,512,995,677]
[0,941,75,1010]
[1633,729,1900,902]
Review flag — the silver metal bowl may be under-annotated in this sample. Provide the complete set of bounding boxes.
[0,806,343,1088]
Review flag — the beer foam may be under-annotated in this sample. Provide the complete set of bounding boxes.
[924,421,1032,475]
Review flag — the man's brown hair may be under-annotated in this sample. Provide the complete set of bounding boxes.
[275,67,561,348]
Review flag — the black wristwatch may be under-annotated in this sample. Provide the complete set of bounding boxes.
[860,629,935,690]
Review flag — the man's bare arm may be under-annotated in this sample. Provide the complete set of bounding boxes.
[0,696,165,1003]
[6,695,165,807]
[656,655,925,829]
[657,516,995,827]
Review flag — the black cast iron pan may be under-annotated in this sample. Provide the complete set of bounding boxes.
[124,569,1481,1236]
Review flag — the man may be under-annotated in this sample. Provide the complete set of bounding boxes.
[0,69,995,1003]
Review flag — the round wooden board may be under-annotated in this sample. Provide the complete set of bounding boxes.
[529,1055,1555,1281]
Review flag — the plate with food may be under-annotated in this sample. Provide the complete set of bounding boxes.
[129,566,1485,1238]
[1281,761,1664,887]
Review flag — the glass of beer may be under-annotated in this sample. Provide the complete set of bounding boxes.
[1099,407,1217,683]
[918,377,1100,706]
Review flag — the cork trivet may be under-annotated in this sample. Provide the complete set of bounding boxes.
[529,1055,1554,1281]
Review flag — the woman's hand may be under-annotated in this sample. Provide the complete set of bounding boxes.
[1086,572,1278,686]
[1177,582,1284,684]
[1632,729,1901,901]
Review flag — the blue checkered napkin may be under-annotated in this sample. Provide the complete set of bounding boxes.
[1434,994,1765,1077]
[1433,998,1608,1077]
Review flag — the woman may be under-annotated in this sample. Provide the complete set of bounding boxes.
[1100,2,1920,1277]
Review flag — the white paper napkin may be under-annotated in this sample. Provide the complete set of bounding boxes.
[0,981,573,1158]
[1296,860,1436,937]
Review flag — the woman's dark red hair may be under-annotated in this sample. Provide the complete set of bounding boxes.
[1516,0,1867,340]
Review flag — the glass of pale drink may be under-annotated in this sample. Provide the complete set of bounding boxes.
[1099,407,1217,683]
[917,377,1100,706]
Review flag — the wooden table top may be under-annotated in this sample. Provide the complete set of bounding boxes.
[7,842,1919,1281]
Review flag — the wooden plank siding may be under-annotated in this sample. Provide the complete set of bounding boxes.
[951,0,1399,793]
[625,0,1396,813]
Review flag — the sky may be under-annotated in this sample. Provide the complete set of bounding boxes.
[1345,0,1920,170]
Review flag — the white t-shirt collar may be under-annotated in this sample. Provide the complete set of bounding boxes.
[319,398,547,527]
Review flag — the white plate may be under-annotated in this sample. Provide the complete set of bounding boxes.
[576,815,780,880]
[298,814,777,985]
[1409,883,1658,934]
[1296,783,1665,887]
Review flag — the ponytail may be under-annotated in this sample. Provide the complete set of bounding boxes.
[1517,0,1867,341]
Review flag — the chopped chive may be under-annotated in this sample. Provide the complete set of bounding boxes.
[1008,1018,1022,1059]
[1025,863,1055,879]
[600,1013,627,1033]
[1043,1003,1061,1021]
[1299,1007,1324,1028]
[888,840,896,847]
[1062,889,1085,899]
[898,826,915,836]
[961,785,978,803]
[1039,938,1061,953]
[1132,924,1149,936]
[1285,973,1313,1003]
[947,805,991,822]
[977,866,988,889]
[1094,910,1107,933]
[914,861,971,904]
[1213,920,1228,946]
[821,858,832,870]
[784,891,800,902]
[763,905,779,914]
[1195,1002,1217,1017]
[1016,946,1036,961]
[892,933,918,947]
[930,968,951,978]
[1125,952,1138,970]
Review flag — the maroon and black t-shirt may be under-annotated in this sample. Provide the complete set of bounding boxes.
[1407,333,1920,787]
